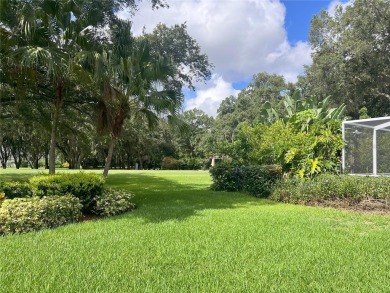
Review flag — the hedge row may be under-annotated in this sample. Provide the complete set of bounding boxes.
[0,173,136,235]
[209,163,282,197]
[0,195,82,235]
[270,174,390,204]
[29,173,105,213]
[0,181,33,199]
[161,157,208,170]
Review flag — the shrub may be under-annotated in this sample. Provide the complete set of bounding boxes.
[210,163,282,196]
[270,174,390,204]
[241,165,282,197]
[178,158,205,170]
[29,173,105,213]
[93,188,135,216]
[0,192,5,206]
[209,162,241,192]
[0,195,82,235]
[161,157,179,170]
[0,181,34,199]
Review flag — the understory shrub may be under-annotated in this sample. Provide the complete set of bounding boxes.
[178,158,205,170]
[29,173,105,212]
[0,181,33,199]
[241,165,282,197]
[210,163,282,197]
[270,174,390,204]
[0,195,82,235]
[161,157,179,170]
[93,188,135,216]
[209,163,241,192]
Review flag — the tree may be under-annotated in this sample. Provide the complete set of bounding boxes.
[89,24,182,176]
[0,0,168,174]
[176,109,214,159]
[88,21,211,177]
[144,23,213,91]
[305,0,390,117]
[211,72,291,149]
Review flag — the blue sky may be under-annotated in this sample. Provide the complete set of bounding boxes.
[282,0,333,43]
[119,0,348,115]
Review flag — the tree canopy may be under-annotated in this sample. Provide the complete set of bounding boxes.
[304,0,390,117]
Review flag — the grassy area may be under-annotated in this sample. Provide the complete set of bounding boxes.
[1,169,390,292]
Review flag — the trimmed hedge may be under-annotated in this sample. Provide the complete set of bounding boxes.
[209,163,240,192]
[0,181,33,199]
[29,173,105,213]
[241,165,282,198]
[94,188,135,216]
[0,195,82,235]
[210,163,282,197]
[270,174,390,204]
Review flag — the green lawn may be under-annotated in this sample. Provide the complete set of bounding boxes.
[1,169,390,292]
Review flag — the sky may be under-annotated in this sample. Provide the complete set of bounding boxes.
[118,0,350,116]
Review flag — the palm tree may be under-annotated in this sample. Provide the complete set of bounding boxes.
[84,20,184,177]
[1,0,162,174]
[1,0,85,174]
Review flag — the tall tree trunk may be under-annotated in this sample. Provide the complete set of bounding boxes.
[48,84,64,175]
[12,152,22,169]
[0,146,10,169]
[103,136,117,178]
[45,152,49,169]
[127,154,131,170]
[34,158,39,169]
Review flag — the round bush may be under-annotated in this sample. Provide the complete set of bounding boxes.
[93,188,135,216]
[0,195,82,235]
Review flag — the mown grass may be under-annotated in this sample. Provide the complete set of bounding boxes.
[1,169,390,292]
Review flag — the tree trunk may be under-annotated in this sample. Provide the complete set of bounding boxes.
[33,158,39,169]
[75,156,81,169]
[45,153,49,169]
[0,146,10,169]
[13,153,22,169]
[48,83,64,175]
[103,136,117,178]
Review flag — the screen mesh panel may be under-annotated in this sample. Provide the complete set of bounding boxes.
[343,117,390,176]
[344,125,373,174]
[377,129,390,175]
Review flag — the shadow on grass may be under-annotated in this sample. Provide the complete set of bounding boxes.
[105,173,277,224]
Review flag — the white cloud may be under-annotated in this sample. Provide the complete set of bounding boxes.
[118,0,313,113]
[327,0,353,16]
[119,0,311,81]
[185,75,240,117]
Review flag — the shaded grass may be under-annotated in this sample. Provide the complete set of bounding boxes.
[1,169,390,292]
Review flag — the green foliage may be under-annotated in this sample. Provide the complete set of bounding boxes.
[241,165,282,198]
[236,113,344,178]
[0,195,82,235]
[0,170,390,292]
[209,162,240,192]
[176,109,214,160]
[178,157,205,170]
[161,157,180,170]
[211,73,292,148]
[29,173,105,212]
[93,188,135,216]
[209,163,282,197]
[0,181,33,199]
[305,0,390,117]
[270,174,390,204]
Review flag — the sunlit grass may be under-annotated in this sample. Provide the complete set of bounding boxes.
[1,169,390,292]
